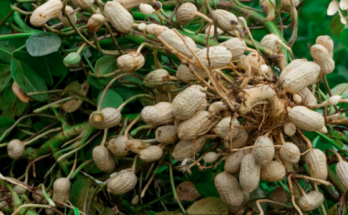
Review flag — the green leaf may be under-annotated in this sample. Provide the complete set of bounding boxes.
[0,117,14,134]
[94,55,117,85]
[194,182,220,198]
[0,85,29,120]
[0,64,11,92]
[70,175,96,215]
[26,32,61,57]
[0,44,15,64]
[186,197,227,215]
[10,57,48,101]
[73,206,81,215]
[97,89,124,109]
[44,52,68,77]
[0,1,13,23]
[330,13,345,38]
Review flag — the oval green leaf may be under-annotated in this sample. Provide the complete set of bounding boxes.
[97,89,124,109]
[26,32,61,57]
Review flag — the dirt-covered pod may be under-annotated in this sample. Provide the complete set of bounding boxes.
[115,0,151,10]
[172,135,207,161]
[176,3,198,25]
[284,122,296,136]
[155,125,178,144]
[7,139,25,159]
[224,151,247,174]
[104,1,134,33]
[219,38,248,61]
[279,58,308,81]
[107,136,130,157]
[279,142,300,164]
[282,62,321,93]
[126,139,147,153]
[145,23,169,36]
[141,102,174,126]
[143,69,170,88]
[87,14,105,33]
[30,0,63,27]
[336,160,348,189]
[176,64,208,83]
[297,191,324,211]
[160,29,199,58]
[252,136,275,166]
[89,107,121,130]
[177,111,212,140]
[288,106,325,131]
[239,153,261,193]
[92,146,115,173]
[193,46,232,72]
[117,51,145,73]
[71,0,94,9]
[139,145,163,162]
[310,44,335,76]
[107,169,137,195]
[173,85,207,120]
[260,161,286,182]
[53,178,71,207]
[58,6,76,27]
[316,35,334,58]
[211,9,238,31]
[296,87,317,107]
[214,172,244,206]
[305,149,328,180]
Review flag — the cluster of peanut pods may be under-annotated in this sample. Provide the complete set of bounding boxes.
[4,0,348,214]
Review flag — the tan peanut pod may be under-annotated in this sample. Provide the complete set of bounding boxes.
[336,160,348,190]
[298,191,324,211]
[316,35,334,58]
[214,117,240,139]
[141,102,174,126]
[145,23,169,36]
[177,111,212,140]
[279,142,300,164]
[296,87,317,107]
[160,29,198,58]
[176,64,208,82]
[45,208,55,215]
[176,3,198,25]
[260,161,286,182]
[238,85,285,117]
[224,151,246,174]
[13,185,26,195]
[279,58,308,82]
[219,38,248,61]
[71,0,94,9]
[227,191,249,214]
[173,85,207,120]
[284,122,296,136]
[58,6,76,27]
[89,107,122,130]
[252,136,275,166]
[239,153,261,193]
[108,136,130,157]
[260,34,282,53]
[53,178,70,207]
[208,101,228,116]
[143,69,170,88]
[139,145,163,162]
[288,106,325,131]
[92,146,115,173]
[12,82,33,103]
[246,52,266,74]
[172,135,207,161]
[260,0,300,13]
[269,187,288,203]
[107,169,137,195]
[87,14,105,33]
[214,172,244,206]
[126,139,147,153]
[33,190,50,203]
[155,125,178,144]
[211,9,238,31]
[30,0,63,27]
[114,0,151,10]
[117,51,145,72]
[282,62,321,93]
[205,25,224,36]
[104,1,134,33]
[203,152,220,163]
[7,139,25,159]
[194,46,232,72]
[222,128,249,149]
[310,44,335,75]
[305,149,328,180]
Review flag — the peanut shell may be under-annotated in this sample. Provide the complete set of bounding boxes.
[155,125,178,144]
[298,191,324,211]
[239,153,261,193]
[117,51,145,72]
[141,102,174,126]
[92,146,115,173]
[252,136,275,166]
[214,172,244,206]
[279,142,300,164]
[260,161,286,181]
[288,106,325,131]
[30,0,63,27]
[89,107,122,130]
[107,136,130,157]
[172,135,207,161]
[177,111,212,140]
[107,169,137,195]
[139,145,163,162]
[305,149,328,180]
[7,139,25,159]
[104,1,134,33]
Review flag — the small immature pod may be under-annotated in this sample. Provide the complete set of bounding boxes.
[107,169,137,195]
[139,3,155,15]
[139,145,163,162]
[219,38,248,61]
[203,152,220,163]
[284,122,296,136]
[160,29,198,58]
[246,52,266,74]
[211,9,238,31]
[239,153,261,193]
[53,178,71,207]
[141,102,174,126]
[131,195,139,205]
[30,0,63,27]
[58,6,77,27]
[205,25,223,36]
[214,172,244,206]
[279,58,308,82]
[208,101,228,116]
[336,160,348,190]
[143,69,170,88]
[104,1,134,33]
[260,161,286,182]
[288,106,325,132]
[173,85,207,120]
[71,0,94,9]
[305,149,328,180]
[310,44,335,75]
[224,151,246,174]
[114,0,151,10]
[176,3,198,25]
[252,136,275,166]
[89,107,122,130]
[117,51,145,72]
[92,146,115,173]
[126,139,147,153]
[316,35,334,58]
[13,185,26,195]
[145,23,169,36]
[172,135,207,161]
[87,14,105,33]
[298,191,324,211]
[7,139,25,159]
[177,111,212,140]
[296,87,317,107]
[260,0,300,13]
[107,136,130,157]
[155,125,178,144]
[176,64,208,83]
[282,62,321,93]
[279,142,300,164]
[33,190,50,203]
[64,52,81,66]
